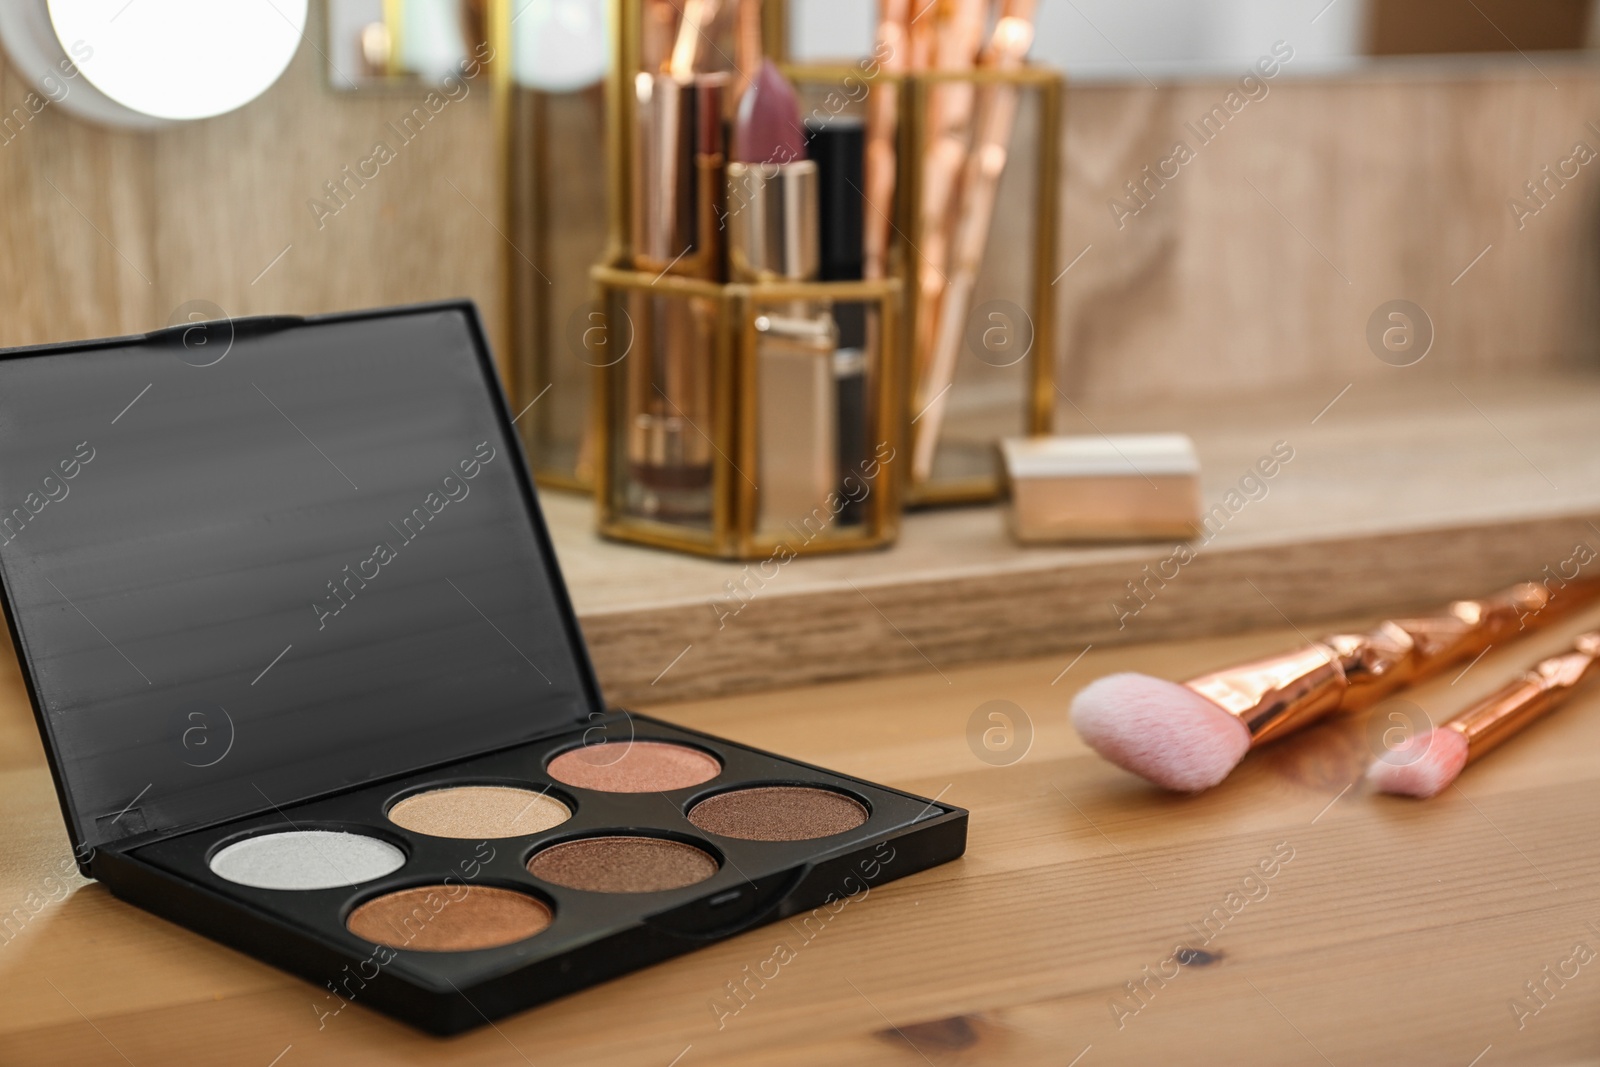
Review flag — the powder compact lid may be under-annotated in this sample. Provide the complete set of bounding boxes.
[0,302,603,857]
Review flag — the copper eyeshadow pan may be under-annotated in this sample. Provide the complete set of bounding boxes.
[347,885,552,952]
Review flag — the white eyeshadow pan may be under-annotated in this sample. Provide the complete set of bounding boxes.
[209,831,405,890]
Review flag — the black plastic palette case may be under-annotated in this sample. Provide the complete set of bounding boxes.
[0,302,966,1035]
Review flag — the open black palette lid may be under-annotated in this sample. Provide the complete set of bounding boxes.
[0,302,601,862]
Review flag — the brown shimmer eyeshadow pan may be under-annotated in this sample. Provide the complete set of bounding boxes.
[546,740,720,793]
[688,787,869,841]
[527,836,717,893]
[347,885,552,952]
[387,785,570,839]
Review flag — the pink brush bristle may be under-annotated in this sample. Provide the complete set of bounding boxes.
[1069,672,1252,792]
[1366,727,1469,798]
[732,60,807,165]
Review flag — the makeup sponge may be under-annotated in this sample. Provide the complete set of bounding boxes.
[1366,727,1469,798]
[1069,672,1252,792]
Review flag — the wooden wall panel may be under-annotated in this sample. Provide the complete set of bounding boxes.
[1054,59,1600,408]
[0,52,156,346]
[0,0,507,367]
[148,18,507,365]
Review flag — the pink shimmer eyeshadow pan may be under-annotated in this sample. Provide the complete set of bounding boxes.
[546,741,720,793]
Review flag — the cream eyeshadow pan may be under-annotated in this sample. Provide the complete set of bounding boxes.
[386,785,571,839]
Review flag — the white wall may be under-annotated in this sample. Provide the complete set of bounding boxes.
[788,0,1370,79]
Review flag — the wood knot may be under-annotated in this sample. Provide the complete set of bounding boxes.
[877,1014,980,1052]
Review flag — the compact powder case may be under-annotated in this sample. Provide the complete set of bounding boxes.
[0,302,966,1035]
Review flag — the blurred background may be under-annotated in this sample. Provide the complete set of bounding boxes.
[795,0,1600,73]
[4,0,1595,483]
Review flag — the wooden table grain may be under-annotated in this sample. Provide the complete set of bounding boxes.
[3,606,1599,1066]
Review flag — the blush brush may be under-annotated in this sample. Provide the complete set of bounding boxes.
[1070,579,1600,792]
[1368,630,1600,798]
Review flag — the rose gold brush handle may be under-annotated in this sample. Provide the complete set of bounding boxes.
[865,0,909,280]
[1446,631,1600,762]
[1185,579,1600,746]
[1333,580,1578,708]
[732,0,762,100]
[670,0,723,79]
[911,0,1036,482]
[910,0,988,418]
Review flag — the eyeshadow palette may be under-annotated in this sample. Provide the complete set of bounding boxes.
[0,302,965,1034]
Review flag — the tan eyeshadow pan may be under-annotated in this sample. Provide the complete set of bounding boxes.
[546,741,720,793]
[527,836,718,893]
[347,885,552,952]
[688,786,869,841]
[388,785,570,839]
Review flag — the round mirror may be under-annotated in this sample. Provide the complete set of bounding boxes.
[0,0,306,127]
[513,0,607,92]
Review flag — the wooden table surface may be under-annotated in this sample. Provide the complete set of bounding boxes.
[3,605,1599,1066]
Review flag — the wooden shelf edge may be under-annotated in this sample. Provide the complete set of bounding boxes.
[583,509,1600,707]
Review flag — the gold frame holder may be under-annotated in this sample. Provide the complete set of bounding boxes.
[588,0,905,559]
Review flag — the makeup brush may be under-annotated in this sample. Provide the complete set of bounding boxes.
[641,0,679,74]
[1368,631,1600,798]
[910,0,988,412]
[669,0,723,79]
[864,0,909,280]
[1070,579,1600,792]
[912,0,1037,482]
[732,0,763,102]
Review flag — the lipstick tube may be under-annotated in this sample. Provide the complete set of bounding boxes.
[632,72,727,281]
[725,160,819,283]
[1443,630,1600,761]
[623,290,715,522]
[1184,579,1600,746]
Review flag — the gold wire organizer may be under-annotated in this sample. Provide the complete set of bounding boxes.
[557,1,1062,555]
[586,0,903,558]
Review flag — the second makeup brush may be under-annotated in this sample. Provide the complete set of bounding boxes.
[1368,631,1600,798]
